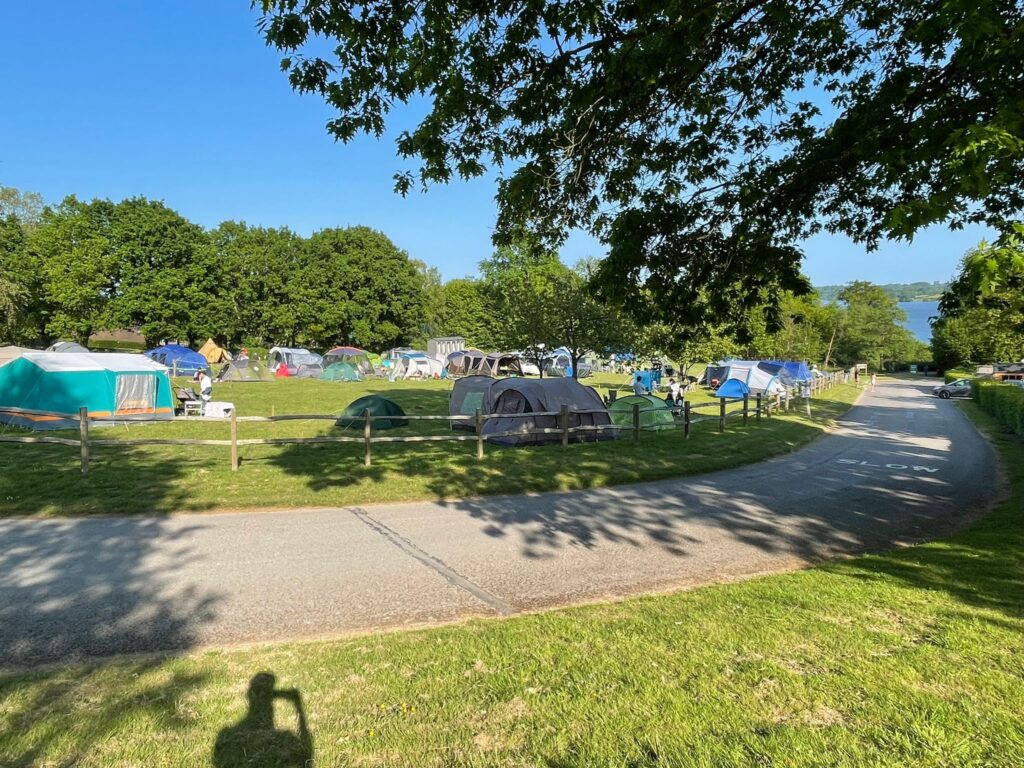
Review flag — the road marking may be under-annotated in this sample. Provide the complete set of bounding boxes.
[349,507,516,616]
[836,458,939,473]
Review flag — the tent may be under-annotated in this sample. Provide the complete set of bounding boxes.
[479,378,616,446]
[445,348,485,376]
[0,346,32,368]
[608,394,677,431]
[544,347,593,378]
[718,360,791,396]
[215,359,274,382]
[322,361,362,382]
[449,375,497,431]
[323,346,375,376]
[268,347,323,378]
[46,341,89,353]
[713,379,751,398]
[768,360,813,382]
[335,395,409,430]
[701,364,730,387]
[390,352,445,380]
[446,350,524,378]
[198,338,231,364]
[144,344,209,376]
[0,352,173,430]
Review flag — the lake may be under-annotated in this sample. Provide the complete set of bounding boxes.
[899,301,939,343]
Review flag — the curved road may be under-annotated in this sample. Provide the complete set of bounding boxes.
[0,378,999,666]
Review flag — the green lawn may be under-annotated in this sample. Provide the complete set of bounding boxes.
[0,375,857,516]
[1,400,1020,767]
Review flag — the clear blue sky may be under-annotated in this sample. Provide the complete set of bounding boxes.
[0,1,992,286]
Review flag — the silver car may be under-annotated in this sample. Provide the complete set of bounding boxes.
[933,378,973,399]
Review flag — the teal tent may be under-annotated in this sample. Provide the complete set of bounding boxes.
[335,395,408,430]
[608,394,676,431]
[322,362,362,382]
[0,352,174,430]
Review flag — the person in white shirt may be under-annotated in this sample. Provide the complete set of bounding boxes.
[668,378,682,405]
[195,370,213,410]
[633,375,645,396]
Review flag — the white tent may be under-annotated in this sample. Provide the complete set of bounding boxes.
[717,360,791,396]
[390,353,444,380]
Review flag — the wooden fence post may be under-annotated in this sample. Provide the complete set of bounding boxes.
[475,408,484,460]
[79,407,90,475]
[230,409,239,471]
[756,393,762,420]
[561,403,570,448]
[363,408,372,467]
[718,398,726,432]
[743,394,749,424]
[632,402,640,443]
[683,401,691,439]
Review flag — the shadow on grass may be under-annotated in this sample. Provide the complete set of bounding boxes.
[213,672,313,768]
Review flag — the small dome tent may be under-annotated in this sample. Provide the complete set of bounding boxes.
[608,394,677,430]
[449,375,497,431]
[390,352,444,380]
[198,338,231,364]
[322,361,362,382]
[323,346,374,376]
[335,395,408,430]
[46,341,89,353]
[543,347,593,378]
[714,379,751,398]
[479,378,616,446]
[215,359,274,382]
[268,347,323,378]
[144,344,209,376]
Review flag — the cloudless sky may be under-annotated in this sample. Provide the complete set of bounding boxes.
[0,2,993,286]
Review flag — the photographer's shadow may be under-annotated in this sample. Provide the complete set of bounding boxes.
[213,672,313,767]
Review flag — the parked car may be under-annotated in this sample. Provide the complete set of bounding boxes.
[933,378,973,399]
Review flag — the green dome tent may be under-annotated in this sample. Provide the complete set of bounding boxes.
[322,362,362,382]
[335,395,408,430]
[608,394,677,431]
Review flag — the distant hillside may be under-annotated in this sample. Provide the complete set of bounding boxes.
[815,281,948,303]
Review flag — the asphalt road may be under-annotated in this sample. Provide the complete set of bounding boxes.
[0,378,999,667]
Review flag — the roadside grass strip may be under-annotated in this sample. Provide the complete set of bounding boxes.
[0,377,859,517]
[1,401,1021,766]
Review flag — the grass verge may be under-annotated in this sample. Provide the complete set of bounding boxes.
[1,401,1020,766]
[0,378,859,516]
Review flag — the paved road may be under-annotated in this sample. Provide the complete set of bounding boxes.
[0,378,999,666]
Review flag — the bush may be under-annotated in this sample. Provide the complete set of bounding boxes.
[945,368,974,383]
[973,380,1024,437]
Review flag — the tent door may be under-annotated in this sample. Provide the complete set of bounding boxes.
[115,374,156,415]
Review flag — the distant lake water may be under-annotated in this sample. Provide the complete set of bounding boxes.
[899,301,939,342]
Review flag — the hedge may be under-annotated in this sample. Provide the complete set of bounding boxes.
[973,380,1024,437]
[945,368,974,383]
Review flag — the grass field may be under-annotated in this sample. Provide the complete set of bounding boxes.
[0,400,1020,767]
[0,375,858,516]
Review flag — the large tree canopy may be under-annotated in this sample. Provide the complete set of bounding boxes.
[258,0,1024,324]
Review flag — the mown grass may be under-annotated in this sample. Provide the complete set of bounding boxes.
[0,400,1020,767]
[0,375,858,516]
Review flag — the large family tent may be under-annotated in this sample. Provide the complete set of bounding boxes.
[701,363,730,387]
[0,352,173,430]
[323,346,375,376]
[0,346,32,368]
[608,394,677,431]
[268,347,323,378]
[198,338,231,364]
[446,350,524,378]
[322,361,362,382]
[390,352,445,380]
[713,379,750,398]
[449,375,497,431]
[718,360,792,396]
[479,378,616,446]
[144,344,209,375]
[769,360,813,382]
[543,347,593,378]
[215,359,274,382]
[335,395,408,430]
[46,341,89,354]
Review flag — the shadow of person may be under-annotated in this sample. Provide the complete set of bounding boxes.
[213,672,313,767]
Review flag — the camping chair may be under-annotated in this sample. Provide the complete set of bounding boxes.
[174,387,204,417]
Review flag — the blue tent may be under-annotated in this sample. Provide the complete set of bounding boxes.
[769,360,813,382]
[144,344,209,375]
[714,379,751,398]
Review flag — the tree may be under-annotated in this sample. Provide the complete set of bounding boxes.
[551,270,626,380]
[0,187,44,229]
[833,281,919,370]
[258,0,1024,328]
[434,278,499,349]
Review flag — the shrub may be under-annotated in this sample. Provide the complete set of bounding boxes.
[945,368,974,383]
[973,380,1024,437]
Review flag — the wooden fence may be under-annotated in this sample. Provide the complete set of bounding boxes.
[0,371,845,474]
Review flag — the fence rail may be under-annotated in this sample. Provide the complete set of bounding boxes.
[0,371,847,474]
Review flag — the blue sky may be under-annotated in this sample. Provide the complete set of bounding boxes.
[0,2,992,286]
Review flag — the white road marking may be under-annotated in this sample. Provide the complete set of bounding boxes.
[837,458,939,473]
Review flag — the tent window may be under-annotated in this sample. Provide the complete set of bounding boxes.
[115,374,156,415]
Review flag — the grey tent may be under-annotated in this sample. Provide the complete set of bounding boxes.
[449,375,496,431]
[215,359,274,382]
[480,378,616,446]
[46,341,89,353]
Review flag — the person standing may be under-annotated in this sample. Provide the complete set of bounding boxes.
[668,378,682,406]
[196,369,213,411]
[870,372,878,391]
[633,374,645,397]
